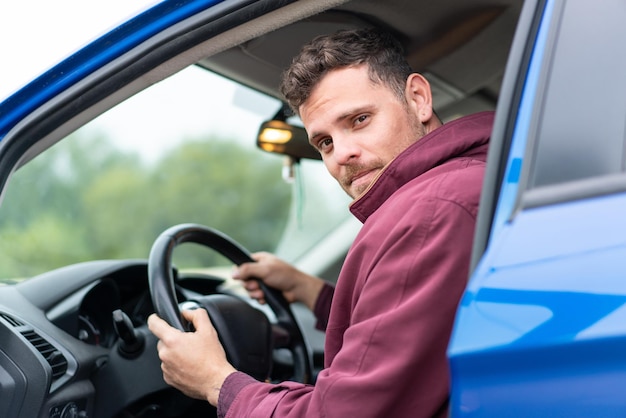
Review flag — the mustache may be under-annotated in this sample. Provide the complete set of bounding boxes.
[344,164,369,181]
[341,160,383,184]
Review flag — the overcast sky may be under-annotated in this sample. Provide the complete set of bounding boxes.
[0,0,160,101]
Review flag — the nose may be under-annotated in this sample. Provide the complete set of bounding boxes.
[332,136,360,165]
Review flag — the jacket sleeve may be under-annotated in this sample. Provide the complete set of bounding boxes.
[219,197,474,418]
[313,281,334,331]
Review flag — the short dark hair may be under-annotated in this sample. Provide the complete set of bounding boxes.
[280,28,412,115]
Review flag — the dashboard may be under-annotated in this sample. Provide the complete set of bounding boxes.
[0,259,222,418]
[49,265,157,349]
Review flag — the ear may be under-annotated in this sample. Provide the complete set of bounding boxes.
[404,73,434,124]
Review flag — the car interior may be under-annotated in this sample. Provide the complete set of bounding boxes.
[0,0,525,417]
[200,0,522,121]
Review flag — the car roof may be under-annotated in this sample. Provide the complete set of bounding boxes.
[198,0,523,120]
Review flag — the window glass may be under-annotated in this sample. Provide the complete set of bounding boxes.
[0,66,349,283]
[530,0,626,188]
[275,159,352,261]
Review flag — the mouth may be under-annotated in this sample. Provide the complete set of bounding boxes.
[349,169,373,184]
[347,168,378,192]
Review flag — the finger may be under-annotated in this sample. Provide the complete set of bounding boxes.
[248,288,266,301]
[232,264,251,281]
[232,257,269,281]
[232,263,259,281]
[147,313,172,338]
[250,251,270,262]
[181,308,213,332]
[243,281,260,292]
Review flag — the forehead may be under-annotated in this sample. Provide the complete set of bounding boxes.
[300,66,393,123]
[313,65,374,97]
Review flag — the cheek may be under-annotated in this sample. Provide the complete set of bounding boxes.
[391,113,424,149]
[370,121,411,159]
[322,159,340,179]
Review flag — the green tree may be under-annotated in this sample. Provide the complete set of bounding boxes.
[0,132,291,280]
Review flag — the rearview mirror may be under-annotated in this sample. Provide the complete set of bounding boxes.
[257,120,321,161]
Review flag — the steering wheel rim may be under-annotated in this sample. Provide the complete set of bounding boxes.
[148,223,312,384]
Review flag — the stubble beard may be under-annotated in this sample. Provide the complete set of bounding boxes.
[340,161,383,199]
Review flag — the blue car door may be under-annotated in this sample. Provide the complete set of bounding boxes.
[449,0,626,416]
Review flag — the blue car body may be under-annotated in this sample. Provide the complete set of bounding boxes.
[449,0,626,415]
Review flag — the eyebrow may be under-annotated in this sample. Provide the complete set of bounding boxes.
[308,105,375,145]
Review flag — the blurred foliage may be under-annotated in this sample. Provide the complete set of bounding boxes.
[0,132,291,281]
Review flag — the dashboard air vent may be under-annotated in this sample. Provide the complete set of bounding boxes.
[0,312,24,327]
[21,330,68,380]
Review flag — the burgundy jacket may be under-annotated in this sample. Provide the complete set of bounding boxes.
[218,111,493,418]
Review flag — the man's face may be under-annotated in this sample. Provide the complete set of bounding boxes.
[300,65,427,199]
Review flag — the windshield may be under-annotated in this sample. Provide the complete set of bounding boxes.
[0,66,351,283]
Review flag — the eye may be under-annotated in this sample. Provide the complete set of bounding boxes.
[354,114,369,126]
[318,137,333,153]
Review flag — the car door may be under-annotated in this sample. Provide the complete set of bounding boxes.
[449,0,626,416]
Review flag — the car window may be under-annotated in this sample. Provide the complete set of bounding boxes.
[0,66,348,283]
[276,159,352,261]
[528,0,626,189]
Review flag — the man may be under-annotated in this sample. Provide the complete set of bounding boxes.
[148,28,493,417]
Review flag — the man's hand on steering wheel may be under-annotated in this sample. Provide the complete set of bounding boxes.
[232,251,326,311]
[147,223,313,390]
[148,309,236,406]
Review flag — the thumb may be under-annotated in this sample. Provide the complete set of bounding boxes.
[181,308,212,331]
[232,254,269,280]
[232,262,258,280]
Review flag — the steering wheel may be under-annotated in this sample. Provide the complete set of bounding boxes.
[148,223,312,384]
